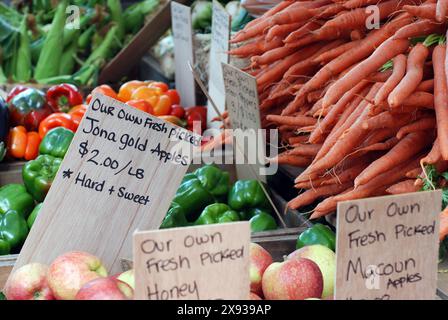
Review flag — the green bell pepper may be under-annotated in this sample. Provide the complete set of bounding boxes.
[0,238,10,255]
[160,204,190,229]
[169,165,230,221]
[27,203,43,229]
[241,208,277,233]
[23,155,62,202]
[296,223,336,252]
[0,184,34,219]
[39,127,74,159]
[195,203,240,225]
[228,180,270,211]
[0,210,29,251]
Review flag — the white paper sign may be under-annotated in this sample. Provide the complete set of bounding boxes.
[207,0,230,128]
[335,191,441,300]
[221,62,266,182]
[171,1,196,107]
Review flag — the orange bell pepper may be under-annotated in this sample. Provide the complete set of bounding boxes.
[68,104,88,130]
[148,82,169,93]
[118,80,145,102]
[86,85,119,104]
[153,95,172,116]
[131,86,162,102]
[38,113,76,139]
[126,100,154,114]
[7,126,41,160]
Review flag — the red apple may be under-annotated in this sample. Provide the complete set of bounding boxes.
[288,245,336,299]
[47,251,108,300]
[250,292,262,300]
[249,243,273,295]
[117,269,134,290]
[75,277,133,300]
[262,258,323,300]
[4,263,54,300]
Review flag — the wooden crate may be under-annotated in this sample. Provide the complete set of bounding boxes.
[0,255,18,289]
[99,0,191,84]
[0,161,25,185]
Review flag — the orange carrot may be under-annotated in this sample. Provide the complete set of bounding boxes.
[416,79,435,92]
[270,154,313,167]
[436,0,448,22]
[374,54,407,105]
[251,46,298,67]
[433,44,448,159]
[311,157,421,218]
[230,1,294,43]
[313,40,362,64]
[266,22,305,42]
[403,3,437,19]
[266,115,318,127]
[284,21,324,44]
[257,44,326,89]
[288,135,309,145]
[406,167,423,178]
[421,138,441,165]
[396,117,436,139]
[343,0,386,9]
[355,131,434,186]
[270,5,315,26]
[288,182,352,209]
[309,84,382,174]
[388,43,429,108]
[439,206,448,241]
[393,19,445,39]
[356,137,399,154]
[368,70,393,82]
[284,15,412,115]
[386,180,420,194]
[228,36,284,57]
[287,144,322,157]
[323,38,411,109]
[309,80,369,143]
[314,3,346,18]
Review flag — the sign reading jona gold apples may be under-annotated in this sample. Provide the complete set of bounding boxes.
[335,190,441,300]
[10,93,200,276]
[133,222,251,300]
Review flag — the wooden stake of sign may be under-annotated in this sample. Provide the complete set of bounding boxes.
[221,62,266,183]
[207,0,230,128]
[9,94,200,278]
[171,1,196,107]
[133,222,251,300]
[335,190,441,300]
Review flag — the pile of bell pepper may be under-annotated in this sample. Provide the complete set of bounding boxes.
[113,80,207,135]
[160,165,278,233]
[1,83,86,162]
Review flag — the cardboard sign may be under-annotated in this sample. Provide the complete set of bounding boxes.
[134,222,251,300]
[221,62,266,182]
[335,191,441,300]
[207,0,230,128]
[10,94,200,276]
[171,1,196,107]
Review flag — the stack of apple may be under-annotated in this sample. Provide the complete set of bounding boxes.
[4,251,135,300]
[250,243,336,300]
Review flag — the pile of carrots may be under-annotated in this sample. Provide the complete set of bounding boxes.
[228,0,448,240]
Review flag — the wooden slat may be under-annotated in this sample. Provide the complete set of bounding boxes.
[99,0,191,84]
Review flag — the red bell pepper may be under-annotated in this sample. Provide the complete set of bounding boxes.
[46,84,84,113]
[38,113,76,139]
[186,106,207,134]
[68,104,88,130]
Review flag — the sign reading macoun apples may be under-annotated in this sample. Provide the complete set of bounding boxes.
[335,190,441,300]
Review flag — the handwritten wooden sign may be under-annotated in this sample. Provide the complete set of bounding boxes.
[207,0,230,128]
[221,62,265,182]
[335,190,441,300]
[10,94,200,276]
[133,222,251,300]
[171,1,196,107]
